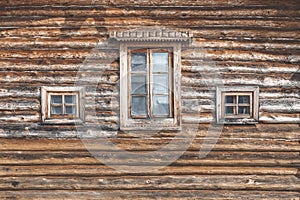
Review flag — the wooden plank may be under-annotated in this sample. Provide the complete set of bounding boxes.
[0,165,297,177]
[0,151,299,167]
[0,138,300,152]
[0,175,299,191]
[1,0,299,7]
[1,190,299,200]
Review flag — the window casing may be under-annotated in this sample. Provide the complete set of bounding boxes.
[41,86,85,124]
[120,43,181,130]
[216,86,259,124]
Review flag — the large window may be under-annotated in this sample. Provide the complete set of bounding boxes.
[119,43,181,130]
[129,48,173,119]
[216,86,259,124]
[41,86,85,124]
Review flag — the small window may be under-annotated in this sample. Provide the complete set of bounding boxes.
[41,86,85,124]
[216,86,259,124]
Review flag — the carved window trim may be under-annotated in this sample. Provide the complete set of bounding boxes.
[216,86,259,124]
[41,86,85,124]
[119,42,182,130]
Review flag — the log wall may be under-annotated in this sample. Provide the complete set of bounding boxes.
[0,0,299,199]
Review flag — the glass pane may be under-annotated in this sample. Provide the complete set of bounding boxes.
[153,95,169,116]
[238,95,250,104]
[131,76,147,94]
[66,106,76,115]
[51,95,62,104]
[225,106,234,115]
[153,75,169,94]
[131,96,147,117]
[51,106,62,115]
[225,96,235,104]
[153,52,169,72]
[131,53,147,72]
[65,95,76,104]
[238,106,250,115]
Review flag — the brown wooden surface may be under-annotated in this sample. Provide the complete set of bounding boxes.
[0,0,299,199]
[0,138,299,199]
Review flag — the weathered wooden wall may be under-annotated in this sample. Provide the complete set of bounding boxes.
[0,0,299,199]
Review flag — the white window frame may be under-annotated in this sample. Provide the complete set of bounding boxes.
[41,86,85,124]
[120,42,182,130]
[216,86,259,124]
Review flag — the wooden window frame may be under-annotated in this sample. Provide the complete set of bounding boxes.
[216,86,259,124]
[120,43,181,130]
[41,86,85,124]
[129,48,173,119]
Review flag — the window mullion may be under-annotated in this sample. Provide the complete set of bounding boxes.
[148,49,152,118]
[235,95,238,115]
[62,95,65,115]
[168,50,173,118]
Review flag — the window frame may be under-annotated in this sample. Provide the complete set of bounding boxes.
[41,86,85,124]
[129,48,173,119]
[120,42,182,130]
[216,86,259,124]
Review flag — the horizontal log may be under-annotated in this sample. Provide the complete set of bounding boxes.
[1,7,299,18]
[0,150,298,167]
[182,62,299,75]
[0,165,297,176]
[259,116,300,124]
[0,17,299,31]
[1,190,299,200]
[1,27,299,42]
[0,0,299,7]
[1,124,299,140]
[0,138,299,152]
[0,175,299,190]
[181,76,300,88]
[182,49,300,63]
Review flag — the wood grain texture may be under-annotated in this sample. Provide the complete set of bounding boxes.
[0,1,299,199]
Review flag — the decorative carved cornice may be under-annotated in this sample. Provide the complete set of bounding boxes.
[110,27,192,43]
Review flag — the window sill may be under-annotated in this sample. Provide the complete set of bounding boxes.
[217,119,258,125]
[42,118,84,125]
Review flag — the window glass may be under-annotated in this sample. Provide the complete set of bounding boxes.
[153,75,169,94]
[51,95,62,104]
[225,106,234,115]
[131,76,147,94]
[66,106,76,115]
[152,52,169,72]
[131,96,147,117]
[153,95,169,116]
[131,53,147,72]
[238,106,250,114]
[51,106,63,115]
[65,95,76,104]
[225,96,235,104]
[238,96,250,104]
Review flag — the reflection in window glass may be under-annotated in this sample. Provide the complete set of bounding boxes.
[153,75,169,94]
[152,52,169,72]
[51,106,63,115]
[131,53,147,72]
[65,95,76,104]
[238,96,250,104]
[238,106,250,114]
[153,96,169,116]
[225,96,235,104]
[131,96,147,117]
[51,95,62,104]
[225,106,234,115]
[66,106,76,115]
[131,76,147,94]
